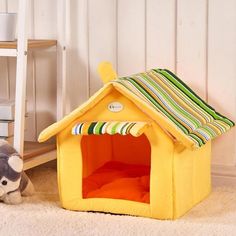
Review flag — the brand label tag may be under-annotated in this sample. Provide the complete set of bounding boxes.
[108,102,123,112]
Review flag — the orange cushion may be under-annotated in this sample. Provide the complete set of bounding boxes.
[83,161,150,203]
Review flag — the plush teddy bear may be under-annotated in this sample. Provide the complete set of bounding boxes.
[0,140,34,204]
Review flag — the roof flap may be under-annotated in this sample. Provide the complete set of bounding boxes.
[72,121,149,137]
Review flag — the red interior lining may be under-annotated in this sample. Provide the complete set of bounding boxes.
[83,161,150,203]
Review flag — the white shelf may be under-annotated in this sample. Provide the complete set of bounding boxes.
[0,0,59,169]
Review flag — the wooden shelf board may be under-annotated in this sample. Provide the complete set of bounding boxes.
[23,141,56,160]
[0,39,57,49]
[23,149,56,171]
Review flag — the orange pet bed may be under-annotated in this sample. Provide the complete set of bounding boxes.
[83,161,150,203]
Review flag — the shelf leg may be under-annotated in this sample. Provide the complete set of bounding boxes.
[13,0,28,155]
[57,0,67,120]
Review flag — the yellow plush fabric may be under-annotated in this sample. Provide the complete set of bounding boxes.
[97,62,117,84]
[39,62,212,219]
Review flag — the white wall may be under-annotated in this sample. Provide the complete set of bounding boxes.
[0,0,235,179]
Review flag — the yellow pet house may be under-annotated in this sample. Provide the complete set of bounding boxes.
[39,63,234,219]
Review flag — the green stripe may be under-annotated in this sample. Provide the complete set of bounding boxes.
[120,122,130,135]
[111,122,120,134]
[189,133,204,146]
[99,122,106,134]
[88,122,97,134]
[126,123,136,134]
[79,124,83,134]
[94,122,105,134]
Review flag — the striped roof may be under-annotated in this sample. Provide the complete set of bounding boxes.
[113,69,234,148]
[38,67,234,149]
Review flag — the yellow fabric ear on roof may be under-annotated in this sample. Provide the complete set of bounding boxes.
[97,62,117,84]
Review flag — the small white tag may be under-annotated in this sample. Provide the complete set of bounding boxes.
[108,102,123,112]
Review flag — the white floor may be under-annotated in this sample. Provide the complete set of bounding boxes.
[0,162,235,236]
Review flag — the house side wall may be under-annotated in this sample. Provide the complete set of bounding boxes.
[146,123,175,219]
[173,141,211,218]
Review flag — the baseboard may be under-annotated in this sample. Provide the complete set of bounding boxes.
[211,164,236,186]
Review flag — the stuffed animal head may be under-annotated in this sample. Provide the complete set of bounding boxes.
[0,140,35,204]
[0,153,23,198]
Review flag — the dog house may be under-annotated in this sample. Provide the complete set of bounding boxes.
[38,63,234,219]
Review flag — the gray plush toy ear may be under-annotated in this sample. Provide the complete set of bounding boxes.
[8,155,23,173]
